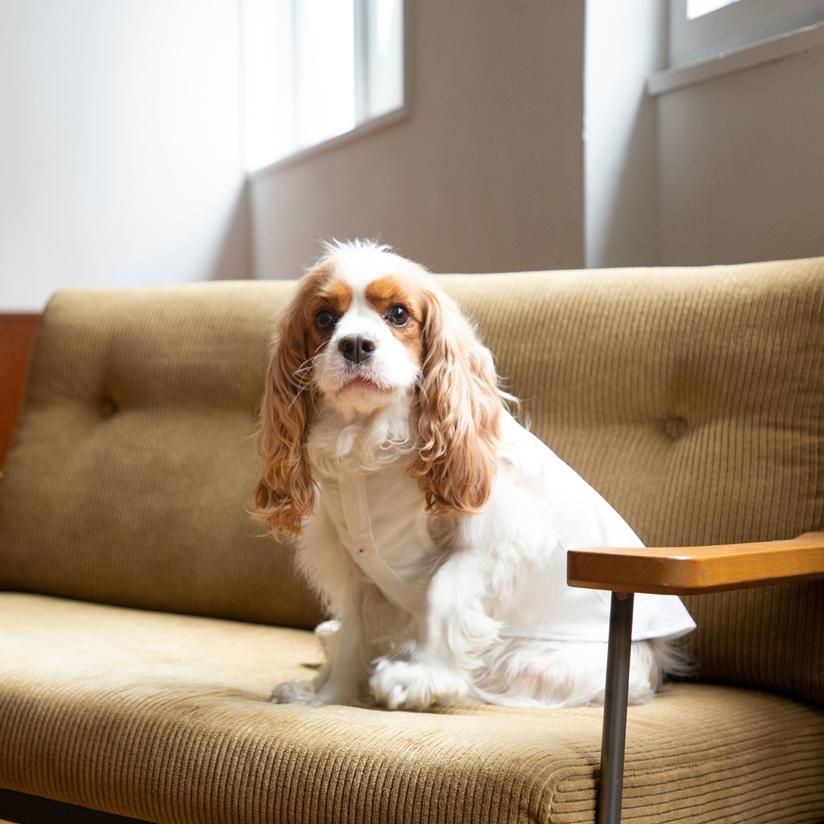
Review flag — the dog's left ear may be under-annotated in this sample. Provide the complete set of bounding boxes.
[413,287,502,514]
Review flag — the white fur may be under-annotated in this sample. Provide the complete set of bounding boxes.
[270,241,688,711]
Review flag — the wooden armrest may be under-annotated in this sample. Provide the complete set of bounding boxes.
[567,531,824,595]
[0,313,39,468]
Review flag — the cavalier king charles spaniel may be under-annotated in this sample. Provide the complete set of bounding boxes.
[255,241,695,710]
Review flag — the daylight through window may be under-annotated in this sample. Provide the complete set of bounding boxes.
[243,0,404,172]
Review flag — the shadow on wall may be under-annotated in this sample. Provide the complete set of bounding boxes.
[208,180,254,281]
[594,100,660,268]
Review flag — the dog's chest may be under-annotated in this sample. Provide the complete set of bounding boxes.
[319,462,436,616]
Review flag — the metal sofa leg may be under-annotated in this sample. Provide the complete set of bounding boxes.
[597,591,635,824]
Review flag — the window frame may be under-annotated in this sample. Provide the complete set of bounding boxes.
[670,0,824,66]
[245,0,410,177]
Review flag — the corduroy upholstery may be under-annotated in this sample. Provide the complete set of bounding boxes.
[441,262,824,706]
[0,283,322,631]
[1,593,823,824]
[1,259,823,822]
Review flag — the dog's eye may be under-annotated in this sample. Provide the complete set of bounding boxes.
[387,305,409,327]
[315,310,337,330]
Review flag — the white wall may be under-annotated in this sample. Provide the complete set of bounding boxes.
[585,3,824,268]
[249,0,585,278]
[657,43,824,265]
[584,0,666,268]
[0,0,251,311]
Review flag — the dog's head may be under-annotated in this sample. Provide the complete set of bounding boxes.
[254,241,505,537]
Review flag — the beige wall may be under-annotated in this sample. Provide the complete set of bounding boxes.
[657,45,824,266]
[0,0,251,311]
[250,0,584,278]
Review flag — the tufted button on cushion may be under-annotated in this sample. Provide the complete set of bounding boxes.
[662,415,688,440]
[100,398,117,418]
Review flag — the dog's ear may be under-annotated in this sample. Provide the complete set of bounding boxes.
[413,287,502,514]
[254,272,326,537]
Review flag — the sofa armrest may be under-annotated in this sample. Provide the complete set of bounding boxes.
[0,313,39,468]
[567,531,824,595]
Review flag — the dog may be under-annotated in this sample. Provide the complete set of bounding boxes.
[254,240,695,710]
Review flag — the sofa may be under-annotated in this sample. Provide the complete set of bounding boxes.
[0,258,822,824]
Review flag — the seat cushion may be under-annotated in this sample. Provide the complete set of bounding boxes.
[1,594,822,824]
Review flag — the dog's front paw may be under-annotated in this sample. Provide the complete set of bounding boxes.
[270,679,363,707]
[270,680,323,705]
[370,659,470,711]
[314,619,341,658]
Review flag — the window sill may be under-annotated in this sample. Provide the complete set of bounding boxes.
[648,20,824,96]
[249,106,409,181]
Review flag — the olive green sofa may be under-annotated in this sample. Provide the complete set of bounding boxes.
[0,258,822,823]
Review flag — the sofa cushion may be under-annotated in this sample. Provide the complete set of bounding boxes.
[1,593,822,824]
[0,283,322,630]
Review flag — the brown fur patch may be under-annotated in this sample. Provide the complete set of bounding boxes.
[365,276,424,360]
[304,276,353,356]
[412,285,502,514]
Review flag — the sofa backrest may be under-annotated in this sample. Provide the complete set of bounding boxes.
[0,283,323,629]
[446,259,824,706]
[1,260,822,703]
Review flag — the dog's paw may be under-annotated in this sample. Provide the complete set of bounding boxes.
[314,619,341,658]
[369,658,470,711]
[270,680,323,705]
[270,679,362,707]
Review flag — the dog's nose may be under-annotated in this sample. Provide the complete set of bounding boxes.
[338,335,376,364]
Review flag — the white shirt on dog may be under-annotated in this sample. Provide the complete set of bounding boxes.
[319,412,696,644]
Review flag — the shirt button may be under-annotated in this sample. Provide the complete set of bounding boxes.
[358,547,366,555]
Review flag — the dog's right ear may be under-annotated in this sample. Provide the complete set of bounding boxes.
[254,271,327,537]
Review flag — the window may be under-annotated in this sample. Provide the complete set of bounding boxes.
[686,0,739,21]
[242,0,404,172]
[670,0,824,66]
